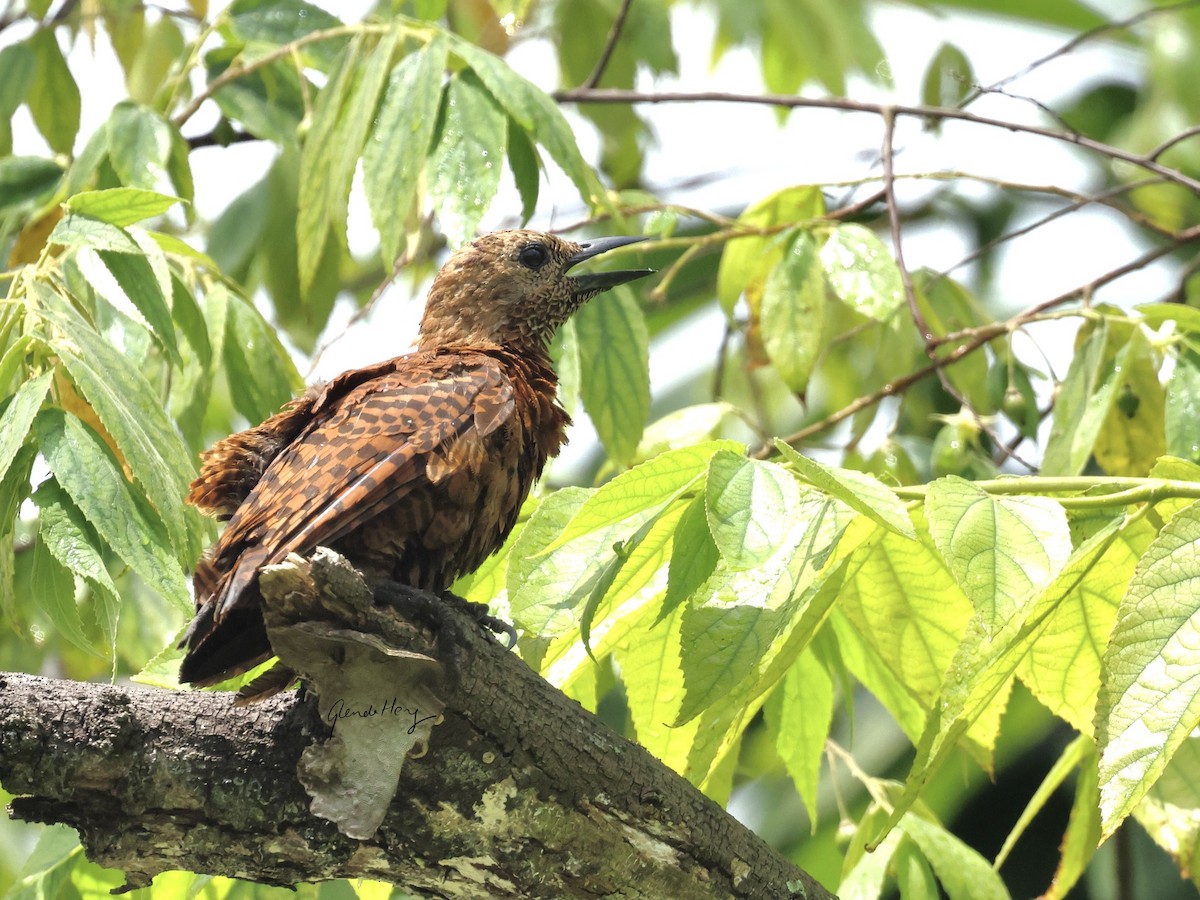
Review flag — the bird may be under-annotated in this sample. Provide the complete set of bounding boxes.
[179,230,652,699]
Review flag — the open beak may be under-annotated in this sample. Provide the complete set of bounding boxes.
[566,235,655,294]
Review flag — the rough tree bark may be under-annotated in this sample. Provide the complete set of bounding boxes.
[0,551,833,900]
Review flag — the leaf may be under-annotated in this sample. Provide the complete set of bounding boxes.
[363,38,448,266]
[64,188,183,226]
[49,213,142,253]
[1165,353,1200,464]
[541,441,736,555]
[678,494,860,724]
[221,287,303,423]
[901,814,1010,900]
[507,119,541,224]
[775,440,916,538]
[764,647,834,822]
[819,223,905,321]
[507,486,601,634]
[0,156,64,214]
[1017,516,1153,734]
[0,43,36,121]
[574,286,651,466]
[716,186,825,315]
[0,371,52,487]
[33,480,121,656]
[106,102,172,190]
[228,0,346,68]
[36,292,201,561]
[661,493,719,620]
[428,70,507,246]
[921,42,973,109]
[705,451,801,570]
[616,602,701,776]
[838,524,973,720]
[760,230,825,395]
[1097,499,1200,839]
[31,523,99,657]
[26,30,80,153]
[925,476,1071,633]
[1043,320,1122,476]
[1132,735,1200,888]
[449,35,602,208]
[294,33,360,294]
[76,248,180,363]
[35,409,190,610]
[1093,328,1166,476]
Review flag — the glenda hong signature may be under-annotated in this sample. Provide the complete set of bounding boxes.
[324,697,439,735]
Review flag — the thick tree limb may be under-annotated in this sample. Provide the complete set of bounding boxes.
[0,552,830,899]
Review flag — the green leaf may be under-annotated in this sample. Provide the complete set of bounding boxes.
[107,102,172,190]
[775,440,916,538]
[820,223,905,321]
[574,287,651,465]
[1048,739,1102,900]
[1017,516,1152,734]
[26,30,80,154]
[1097,499,1200,839]
[921,42,973,109]
[31,525,98,656]
[542,441,737,555]
[507,486,602,634]
[35,409,190,610]
[49,213,142,253]
[228,0,346,68]
[0,43,36,119]
[925,476,1071,632]
[679,494,860,724]
[76,249,180,363]
[1166,353,1200,464]
[716,186,825,314]
[761,230,825,394]
[0,371,52,487]
[294,37,358,289]
[33,480,121,656]
[661,493,719,620]
[705,451,801,570]
[63,188,183,226]
[764,647,834,822]
[839,522,972,718]
[0,156,64,214]
[449,35,602,208]
[616,603,701,776]
[363,38,447,265]
[507,119,541,224]
[901,813,1010,900]
[1093,328,1165,476]
[222,287,303,423]
[1043,320,1122,476]
[428,70,507,246]
[36,292,201,562]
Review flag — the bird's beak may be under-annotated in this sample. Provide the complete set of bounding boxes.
[566,235,655,294]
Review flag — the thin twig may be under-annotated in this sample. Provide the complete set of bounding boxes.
[1149,123,1200,161]
[553,88,1200,196]
[581,0,634,90]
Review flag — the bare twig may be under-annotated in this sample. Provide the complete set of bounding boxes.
[581,0,634,90]
[553,88,1200,196]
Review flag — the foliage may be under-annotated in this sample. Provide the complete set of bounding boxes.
[2,0,1200,897]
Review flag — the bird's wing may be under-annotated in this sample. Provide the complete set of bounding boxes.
[205,355,515,622]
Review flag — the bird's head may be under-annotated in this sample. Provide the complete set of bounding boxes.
[418,230,653,353]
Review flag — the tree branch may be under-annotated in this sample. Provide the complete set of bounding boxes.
[580,0,634,89]
[552,88,1200,196]
[0,553,828,900]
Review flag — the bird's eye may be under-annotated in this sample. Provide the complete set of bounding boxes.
[519,243,549,270]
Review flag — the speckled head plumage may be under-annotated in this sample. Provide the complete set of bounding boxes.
[418,230,652,352]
